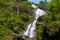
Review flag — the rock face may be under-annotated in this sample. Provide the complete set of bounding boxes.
[17,36,25,40]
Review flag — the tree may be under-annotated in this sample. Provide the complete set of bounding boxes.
[15,0,28,2]
[45,0,47,2]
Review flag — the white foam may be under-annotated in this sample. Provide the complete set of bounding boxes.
[23,4,45,38]
[32,4,37,9]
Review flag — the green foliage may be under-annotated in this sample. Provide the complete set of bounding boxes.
[1,0,60,40]
[21,1,32,7]
[47,2,58,13]
[37,1,47,10]
[37,0,60,40]
[0,25,13,40]
[36,12,60,40]
[47,0,60,13]
[0,1,34,40]
[0,0,15,5]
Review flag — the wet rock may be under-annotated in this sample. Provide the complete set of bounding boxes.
[17,36,25,40]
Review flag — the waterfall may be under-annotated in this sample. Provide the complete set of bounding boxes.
[23,4,46,38]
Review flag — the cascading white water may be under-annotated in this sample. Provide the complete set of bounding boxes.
[23,4,46,38]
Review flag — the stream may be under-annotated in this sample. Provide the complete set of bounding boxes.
[23,4,46,38]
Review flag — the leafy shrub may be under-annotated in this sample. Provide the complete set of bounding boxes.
[0,25,13,40]
[36,12,60,40]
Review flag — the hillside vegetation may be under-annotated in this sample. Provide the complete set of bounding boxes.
[36,0,60,40]
[0,0,34,40]
[0,0,60,40]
